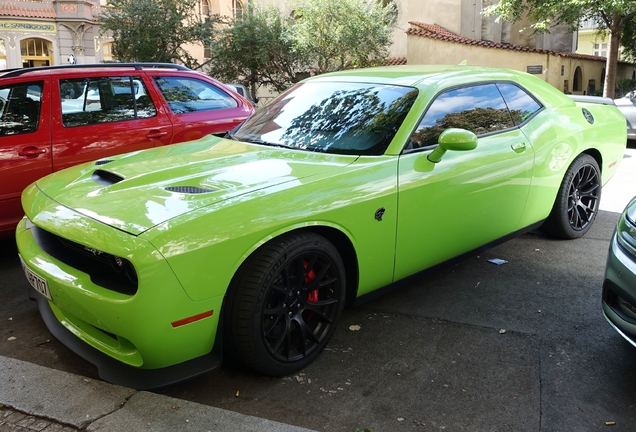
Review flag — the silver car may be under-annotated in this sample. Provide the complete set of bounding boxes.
[603,195,636,346]
[614,92,636,140]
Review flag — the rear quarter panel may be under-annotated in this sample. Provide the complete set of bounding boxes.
[517,101,626,228]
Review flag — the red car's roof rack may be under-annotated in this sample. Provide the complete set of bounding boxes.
[0,63,191,79]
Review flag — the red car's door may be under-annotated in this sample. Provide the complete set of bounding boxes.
[0,77,52,235]
[51,74,173,172]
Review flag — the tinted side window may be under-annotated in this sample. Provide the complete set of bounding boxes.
[496,83,542,125]
[153,76,238,114]
[60,77,156,127]
[0,81,43,136]
[408,84,514,149]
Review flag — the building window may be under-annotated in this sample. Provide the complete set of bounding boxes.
[233,0,244,19]
[573,66,582,92]
[201,0,211,21]
[103,42,114,62]
[0,39,6,70]
[594,42,608,57]
[20,38,52,67]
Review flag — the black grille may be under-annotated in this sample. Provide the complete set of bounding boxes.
[30,224,138,295]
[165,186,216,194]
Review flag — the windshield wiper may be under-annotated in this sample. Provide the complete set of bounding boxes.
[225,130,240,141]
[248,139,298,150]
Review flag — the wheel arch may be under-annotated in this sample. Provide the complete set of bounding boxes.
[228,225,360,309]
[582,147,603,174]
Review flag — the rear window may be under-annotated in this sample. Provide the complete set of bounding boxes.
[60,77,156,127]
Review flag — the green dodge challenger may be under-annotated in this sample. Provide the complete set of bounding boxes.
[16,65,626,388]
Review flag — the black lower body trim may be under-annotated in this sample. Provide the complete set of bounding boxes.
[33,288,222,390]
[353,221,544,307]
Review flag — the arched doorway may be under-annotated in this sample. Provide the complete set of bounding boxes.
[572,66,582,92]
[20,38,53,68]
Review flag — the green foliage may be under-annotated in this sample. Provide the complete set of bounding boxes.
[483,0,635,33]
[205,0,397,97]
[205,6,305,94]
[290,0,397,73]
[620,15,636,62]
[99,0,217,68]
[615,78,636,98]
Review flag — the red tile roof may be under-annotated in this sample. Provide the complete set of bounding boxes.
[0,1,57,19]
[383,57,407,66]
[407,21,618,63]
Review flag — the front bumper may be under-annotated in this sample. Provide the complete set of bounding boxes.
[16,212,224,389]
[602,232,636,347]
[30,284,222,389]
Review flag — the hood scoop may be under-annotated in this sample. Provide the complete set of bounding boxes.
[95,159,115,166]
[91,169,124,186]
[164,186,217,194]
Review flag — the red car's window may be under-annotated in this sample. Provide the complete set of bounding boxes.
[60,76,156,127]
[152,76,238,114]
[0,81,43,136]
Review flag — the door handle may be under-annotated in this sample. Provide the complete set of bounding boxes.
[147,130,168,140]
[18,146,47,158]
[511,142,527,153]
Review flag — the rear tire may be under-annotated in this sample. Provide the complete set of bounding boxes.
[224,231,346,375]
[542,154,601,239]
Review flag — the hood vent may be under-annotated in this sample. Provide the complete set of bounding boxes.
[95,159,115,166]
[92,169,124,186]
[165,186,216,194]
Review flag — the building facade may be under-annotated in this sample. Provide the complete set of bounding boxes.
[0,0,113,70]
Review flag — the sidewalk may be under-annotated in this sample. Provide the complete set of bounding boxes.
[0,356,315,432]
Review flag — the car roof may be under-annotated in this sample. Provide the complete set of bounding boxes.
[309,64,533,87]
[0,63,194,79]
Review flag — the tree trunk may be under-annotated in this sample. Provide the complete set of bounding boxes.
[604,13,622,98]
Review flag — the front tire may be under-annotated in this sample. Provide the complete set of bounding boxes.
[542,153,601,239]
[225,231,346,375]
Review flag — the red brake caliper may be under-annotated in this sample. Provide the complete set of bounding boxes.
[304,260,319,302]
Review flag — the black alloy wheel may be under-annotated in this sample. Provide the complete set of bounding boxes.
[543,153,601,239]
[225,231,346,375]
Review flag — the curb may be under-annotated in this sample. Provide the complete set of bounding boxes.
[0,355,315,432]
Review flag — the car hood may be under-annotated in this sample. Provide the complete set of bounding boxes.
[35,136,358,235]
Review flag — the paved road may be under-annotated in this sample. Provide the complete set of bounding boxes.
[1,148,636,431]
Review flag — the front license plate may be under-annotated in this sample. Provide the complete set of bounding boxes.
[19,255,52,300]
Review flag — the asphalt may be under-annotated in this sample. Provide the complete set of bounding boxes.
[2,144,635,432]
[0,355,314,431]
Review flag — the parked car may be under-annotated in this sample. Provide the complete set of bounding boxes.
[602,195,636,347]
[16,65,626,389]
[0,63,254,237]
[224,83,258,105]
[613,92,636,140]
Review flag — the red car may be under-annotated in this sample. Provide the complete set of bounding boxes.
[0,63,254,237]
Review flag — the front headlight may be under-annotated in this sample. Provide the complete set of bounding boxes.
[617,197,636,260]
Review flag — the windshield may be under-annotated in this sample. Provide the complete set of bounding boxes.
[234,82,418,155]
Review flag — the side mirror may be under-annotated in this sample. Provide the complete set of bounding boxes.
[427,128,478,163]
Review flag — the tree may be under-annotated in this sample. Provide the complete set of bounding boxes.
[99,0,218,69]
[290,0,398,74]
[484,0,636,98]
[205,6,306,97]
